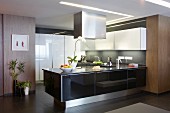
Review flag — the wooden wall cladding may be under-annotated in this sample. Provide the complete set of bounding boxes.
[158,15,170,93]
[146,15,170,94]
[0,14,3,96]
[146,15,159,93]
[3,14,35,94]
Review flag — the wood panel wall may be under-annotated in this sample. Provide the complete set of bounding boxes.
[0,14,3,96]
[158,15,170,93]
[3,14,35,94]
[146,15,159,93]
[146,15,170,94]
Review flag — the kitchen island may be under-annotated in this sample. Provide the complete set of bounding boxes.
[43,65,146,109]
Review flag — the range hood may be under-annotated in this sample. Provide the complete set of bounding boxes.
[74,11,106,39]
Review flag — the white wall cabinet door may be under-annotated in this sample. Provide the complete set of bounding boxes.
[52,35,65,68]
[114,28,146,50]
[35,34,53,81]
[65,36,75,64]
[95,32,114,50]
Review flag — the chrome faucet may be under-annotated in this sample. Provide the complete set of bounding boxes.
[107,56,112,66]
[116,56,124,68]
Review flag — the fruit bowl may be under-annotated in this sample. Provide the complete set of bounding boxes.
[60,67,72,73]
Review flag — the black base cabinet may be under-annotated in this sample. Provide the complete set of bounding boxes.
[95,70,127,95]
[127,68,146,89]
[44,68,146,102]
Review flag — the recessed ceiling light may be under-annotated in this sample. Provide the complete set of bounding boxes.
[145,0,170,8]
[106,17,133,25]
[59,1,134,18]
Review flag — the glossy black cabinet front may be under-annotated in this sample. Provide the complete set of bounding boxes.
[62,73,95,101]
[61,68,146,101]
[95,70,127,95]
[127,68,146,89]
[44,68,146,102]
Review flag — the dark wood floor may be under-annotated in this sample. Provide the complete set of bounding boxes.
[1,84,170,113]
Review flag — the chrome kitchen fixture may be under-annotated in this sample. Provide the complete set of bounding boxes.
[74,11,106,39]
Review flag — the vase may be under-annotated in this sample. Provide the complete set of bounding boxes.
[71,62,77,70]
[24,87,29,95]
[18,87,25,97]
[13,80,17,96]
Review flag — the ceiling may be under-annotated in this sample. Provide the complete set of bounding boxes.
[0,0,170,30]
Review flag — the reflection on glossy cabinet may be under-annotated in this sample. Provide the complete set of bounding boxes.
[62,73,95,101]
[95,70,127,95]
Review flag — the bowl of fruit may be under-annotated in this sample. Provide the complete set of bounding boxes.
[60,64,72,73]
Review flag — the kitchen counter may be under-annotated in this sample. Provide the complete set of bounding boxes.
[43,65,146,109]
[43,65,146,75]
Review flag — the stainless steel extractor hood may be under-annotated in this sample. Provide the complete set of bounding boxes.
[74,11,106,39]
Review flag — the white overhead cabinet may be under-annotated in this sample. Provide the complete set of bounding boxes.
[114,28,146,50]
[95,32,114,50]
[81,27,146,51]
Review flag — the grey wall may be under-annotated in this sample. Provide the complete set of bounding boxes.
[86,50,146,65]
[3,14,35,94]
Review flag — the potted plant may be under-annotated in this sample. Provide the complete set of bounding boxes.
[23,81,31,95]
[67,56,78,69]
[9,59,25,95]
[16,81,31,96]
[16,82,25,96]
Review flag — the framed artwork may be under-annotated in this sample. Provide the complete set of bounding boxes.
[12,34,29,51]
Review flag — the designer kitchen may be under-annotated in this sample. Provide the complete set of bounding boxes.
[36,11,170,109]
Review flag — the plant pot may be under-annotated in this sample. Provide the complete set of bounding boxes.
[18,88,25,97]
[13,80,17,96]
[24,87,29,95]
[71,62,77,69]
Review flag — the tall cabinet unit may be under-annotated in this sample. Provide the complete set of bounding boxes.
[146,15,170,94]
[35,34,65,81]
[52,35,65,68]
[35,34,81,81]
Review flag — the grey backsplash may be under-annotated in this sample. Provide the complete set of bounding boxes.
[86,50,146,65]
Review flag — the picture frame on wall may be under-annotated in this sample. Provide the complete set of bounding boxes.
[12,34,29,51]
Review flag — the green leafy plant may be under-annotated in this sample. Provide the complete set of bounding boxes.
[16,81,31,89]
[9,59,25,80]
[23,81,31,88]
[16,82,25,88]
[67,56,78,64]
